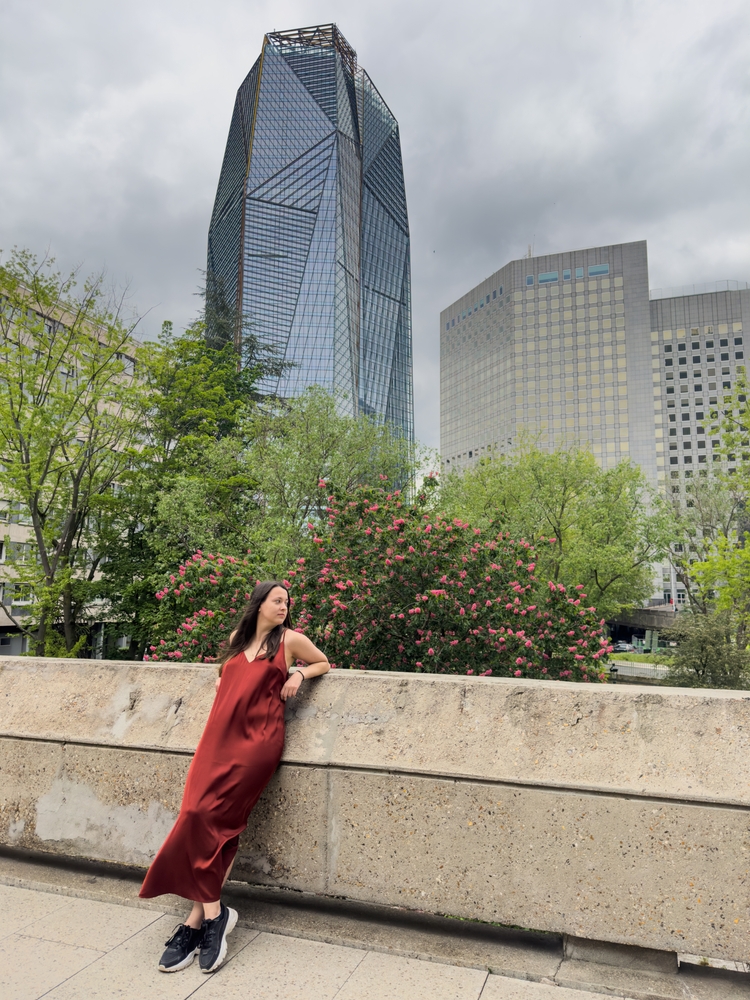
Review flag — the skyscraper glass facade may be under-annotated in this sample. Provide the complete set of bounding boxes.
[207,24,413,438]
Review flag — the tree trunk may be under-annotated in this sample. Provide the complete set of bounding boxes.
[34,613,47,656]
[62,582,75,652]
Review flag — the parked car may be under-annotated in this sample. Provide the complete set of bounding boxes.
[611,642,636,653]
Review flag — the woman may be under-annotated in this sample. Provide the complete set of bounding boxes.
[139,581,330,974]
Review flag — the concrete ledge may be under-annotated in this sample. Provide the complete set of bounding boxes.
[1,658,749,964]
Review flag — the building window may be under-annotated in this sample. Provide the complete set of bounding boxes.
[664,344,673,353]
[736,351,744,359]
[720,338,728,346]
[526,275,534,286]
[575,267,584,278]
[721,352,729,361]
[446,322,450,331]
[492,290,497,299]
[706,339,714,348]
[539,271,559,284]
[588,264,610,276]
[563,269,571,281]
[735,337,743,345]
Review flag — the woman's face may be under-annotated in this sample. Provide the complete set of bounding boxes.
[258,586,289,628]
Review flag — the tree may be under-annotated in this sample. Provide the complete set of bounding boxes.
[662,472,745,615]
[0,249,142,654]
[664,610,750,688]
[98,373,423,657]
[241,387,424,575]
[149,480,610,681]
[439,444,672,620]
[94,314,277,658]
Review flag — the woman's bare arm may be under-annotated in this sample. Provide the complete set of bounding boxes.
[280,631,330,701]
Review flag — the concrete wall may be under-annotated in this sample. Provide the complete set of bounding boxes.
[1,657,748,961]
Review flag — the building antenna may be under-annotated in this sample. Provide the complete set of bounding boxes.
[527,236,535,259]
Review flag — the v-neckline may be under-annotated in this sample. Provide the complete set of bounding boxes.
[242,632,285,666]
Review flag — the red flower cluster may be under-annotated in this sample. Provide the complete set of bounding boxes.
[289,483,609,680]
[147,482,610,681]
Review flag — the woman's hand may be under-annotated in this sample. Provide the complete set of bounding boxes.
[280,671,304,702]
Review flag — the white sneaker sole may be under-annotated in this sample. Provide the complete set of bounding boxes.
[159,947,199,973]
[201,907,238,973]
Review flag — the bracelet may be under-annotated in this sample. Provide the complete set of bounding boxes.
[296,671,306,683]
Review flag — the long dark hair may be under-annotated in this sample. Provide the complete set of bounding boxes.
[218,581,292,674]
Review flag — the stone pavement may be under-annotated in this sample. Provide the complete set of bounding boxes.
[1,854,748,1000]
[1,881,600,1000]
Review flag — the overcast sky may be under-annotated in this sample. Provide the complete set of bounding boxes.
[1,0,749,447]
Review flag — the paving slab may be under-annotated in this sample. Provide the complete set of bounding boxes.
[335,950,488,1000]
[195,931,366,1000]
[0,931,103,1000]
[0,882,68,937]
[18,894,162,952]
[43,913,257,1000]
[481,977,624,999]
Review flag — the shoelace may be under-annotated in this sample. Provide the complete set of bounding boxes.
[165,923,195,948]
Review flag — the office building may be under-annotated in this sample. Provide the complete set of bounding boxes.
[441,241,653,476]
[441,241,749,489]
[440,242,749,608]
[207,24,413,437]
[650,285,749,482]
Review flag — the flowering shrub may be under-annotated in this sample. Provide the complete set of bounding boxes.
[144,551,258,662]
[147,481,610,681]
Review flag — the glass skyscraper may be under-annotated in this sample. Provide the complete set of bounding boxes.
[207,24,413,438]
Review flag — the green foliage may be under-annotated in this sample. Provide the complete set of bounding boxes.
[98,376,423,656]
[664,611,750,688]
[241,387,424,575]
[94,316,274,657]
[151,480,610,681]
[0,248,142,653]
[439,444,671,620]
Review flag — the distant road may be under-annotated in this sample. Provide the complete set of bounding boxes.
[609,660,669,680]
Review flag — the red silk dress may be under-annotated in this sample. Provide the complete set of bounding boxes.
[139,638,288,903]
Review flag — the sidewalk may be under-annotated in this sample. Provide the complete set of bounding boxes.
[0,853,747,1000]
[0,881,589,1000]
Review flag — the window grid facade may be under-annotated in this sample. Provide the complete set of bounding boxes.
[207,24,413,438]
[440,242,653,477]
[651,291,749,484]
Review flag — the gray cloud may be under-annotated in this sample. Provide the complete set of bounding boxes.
[1,0,748,447]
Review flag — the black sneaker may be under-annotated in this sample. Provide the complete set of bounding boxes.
[199,903,238,973]
[158,923,203,972]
